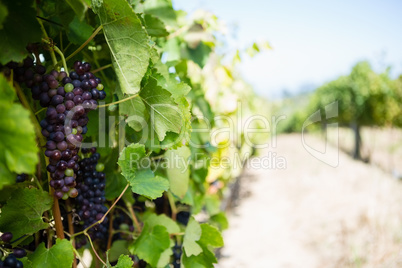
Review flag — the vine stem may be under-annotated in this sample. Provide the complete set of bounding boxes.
[37,19,57,66]
[126,202,142,233]
[71,184,130,238]
[65,25,103,62]
[97,93,139,108]
[53,45,69,76]
[85,232,106,267]
[92,64,113,74]
[66,200,77,268]
[72,247,88,268]
[35,107,46,115]
[106,210,114,250]
[167,192,178,221]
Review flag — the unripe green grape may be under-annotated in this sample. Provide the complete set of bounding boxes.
[64,83,74,92]
[96,163,105,172]
[65,169,74,176]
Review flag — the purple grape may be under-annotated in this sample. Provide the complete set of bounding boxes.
[1,232,13,243]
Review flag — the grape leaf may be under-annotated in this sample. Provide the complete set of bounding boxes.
[109,241,130,263]
[181,224,223,267]
[157,239,174,267]
[0,0,41,64]
[153,71,192,143]
[185,42,211,68]
[164,37,181,62]
[142,0,177,27]
[105,172,127,200]
[0,103,39,175]
[199,224,224,248]
[130,224,170,267]
[67,15,94,44]
[182,217,202,256]
[165,146,191,198]
[96,0,150,94]
[29,239,74,268]
[20,257,32,268]
[130,169,169,200]
[210,212,229,230]
[0,188,53,238]
[66,0,88,21]
[144,14,168,37]
[140,77,184,141]
[182,245,216,268]
[144,213,180,234]
[118,143,169,199]
[0,162,14,190]
[0,2,8,30]
[0,74,38,179]
[118,93,147,132]
[114,254,134,268]
[120,76,186,145]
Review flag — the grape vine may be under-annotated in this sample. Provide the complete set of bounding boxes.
[0,0,267,267]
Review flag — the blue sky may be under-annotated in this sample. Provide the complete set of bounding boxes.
[173,0,402,99]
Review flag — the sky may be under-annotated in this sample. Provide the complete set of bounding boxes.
[173,0,402,99]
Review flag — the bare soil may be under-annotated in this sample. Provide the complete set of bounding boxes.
[217,134,402,268]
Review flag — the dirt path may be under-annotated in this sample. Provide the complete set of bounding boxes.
[217,134,402,268]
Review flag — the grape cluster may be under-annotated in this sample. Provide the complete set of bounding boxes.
[0,232,26,268]
[0,254,23,268]
[6,58,106,199]
[172,242,182,268]
[74,148,108,245]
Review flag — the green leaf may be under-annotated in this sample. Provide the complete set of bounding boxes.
[0,74,38,179]
[210,212,229,230]
[0,103,38,174]
[182,245,216,268]
[119,93,147,132]
[199,224,223,248]
[0,0,41,64]
[144,213,180,234]
[105,172,127,200]
[20,257,32,268]
[182,217,202,256]
[109,240,130,262]
[29,239,74,268]
[164,37,181,62]
[181,223,223,267]
[185,42,211,68]
[114,254,134,268]
[165,146,191,198]
[142,0,177,27]
[0,188,53,238]
[153,71,192,143]
[131,169,169,199]
[0,162,14,190]
[97,0,150,94]
[143,14,168,37]
[118,143,169,199]
[67,16,94,44]
[0,2,8,30]
[140,77,184,141]
[130,224,170,267]
[66,0,88,21]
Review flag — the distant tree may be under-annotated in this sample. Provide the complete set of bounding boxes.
[309,61,398,159]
